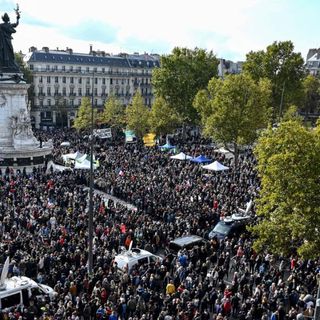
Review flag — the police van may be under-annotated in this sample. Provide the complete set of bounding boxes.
[0,258,55,311]
[114,245,163,273]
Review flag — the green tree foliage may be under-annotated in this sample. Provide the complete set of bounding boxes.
[243,41,305,118]
[194,73,272,166]
[15,52,32,82]
[125,92,150,139]
[252,119,320,259]
[100,95,126,129]
[15,52,34,106]
[301,74,320,115]
[149,96,180,137]
[73,97,98,131]
[152,47,219,124]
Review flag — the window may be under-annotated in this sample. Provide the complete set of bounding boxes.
[94,99,97,106]
[94,78,98,85]
[78,99,81,105]
[93,67,97,72]
[78,88,82,96]
[47,76,51,83]
[69,66,73,72]
[94,88,98,96]
[62,88,66,95]
[86,67,89,72]
[54,65,58,71]
[48,99,51,106]
[62,77,66,84]
[70,77,74,84]
[110,78,113,85]
[39,76,43,83]
[47,87,51,95]
[78,78,82,84]
[102,68,105,73]
[86,78,90,85]
[55,77,58,83]
[86,88,90,95]
[138,257,148,265]
[62,66,65,71]
[29,64,34,70]
[46,65,50,71]
[70,100,74,107]
[1,293,21,309]
[102,78,106,85]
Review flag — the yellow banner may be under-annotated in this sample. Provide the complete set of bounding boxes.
[143,133,156,147]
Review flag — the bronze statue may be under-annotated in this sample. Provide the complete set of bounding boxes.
[0,4,20,72]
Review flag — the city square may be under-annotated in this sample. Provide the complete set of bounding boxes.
[0,1,319,320]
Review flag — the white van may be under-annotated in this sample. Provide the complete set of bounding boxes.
[0,258,55,311]
[114,247,163,273]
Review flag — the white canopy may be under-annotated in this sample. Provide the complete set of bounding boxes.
[170,152,193,160]
[46,161,72,173]
[74,154,99,170]
[62,151,84,163]
[214,147,234,159]
[202,160,229,171]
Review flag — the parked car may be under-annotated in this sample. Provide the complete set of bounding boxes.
[168,235,208,254]
[208,218,249,240]
[114,247,162,273]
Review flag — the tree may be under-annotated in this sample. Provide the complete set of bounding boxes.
[152,47,219,124]
[243,41,305,119]
[194,73,272,166]
[73,97,98,131]
[100,95,126,129]
[15,52,34,106]
[125,92,150,139]
[149,96,180,137]
[301,74,320,116]
[252,118,320,259]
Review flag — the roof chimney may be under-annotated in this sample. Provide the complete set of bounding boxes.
[89,44,93,54]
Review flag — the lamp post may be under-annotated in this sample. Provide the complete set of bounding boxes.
[88,72,94,274]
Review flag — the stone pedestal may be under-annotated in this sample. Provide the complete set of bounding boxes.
[0,76,52,171]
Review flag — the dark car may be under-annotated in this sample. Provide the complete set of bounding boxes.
[168,235,208,254]
[208,218,249,240]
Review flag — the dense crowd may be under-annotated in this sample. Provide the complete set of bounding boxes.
[0,129,318,320]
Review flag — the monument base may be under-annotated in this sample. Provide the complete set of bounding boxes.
[0,144,52,172]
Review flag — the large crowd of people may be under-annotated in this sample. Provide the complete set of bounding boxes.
[0,129,318,320]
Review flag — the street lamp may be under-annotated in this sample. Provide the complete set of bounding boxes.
[88,72,94,274]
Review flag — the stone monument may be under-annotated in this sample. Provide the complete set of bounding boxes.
[0,5,52,170]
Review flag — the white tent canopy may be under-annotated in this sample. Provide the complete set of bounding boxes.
[170,152,193,160]
[62,151,84,163]
[214,147,234,159]
[202,160,229,171]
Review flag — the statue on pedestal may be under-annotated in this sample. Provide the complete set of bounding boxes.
[10,107,38,148]
[0,4,20,72]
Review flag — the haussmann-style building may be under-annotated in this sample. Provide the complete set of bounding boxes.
[24,46,160,129]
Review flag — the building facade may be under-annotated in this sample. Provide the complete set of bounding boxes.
[24,46,160,129]
[218,58,243,78]
[306,48,320,76]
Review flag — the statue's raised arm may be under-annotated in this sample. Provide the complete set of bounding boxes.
[0,4,21,72]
